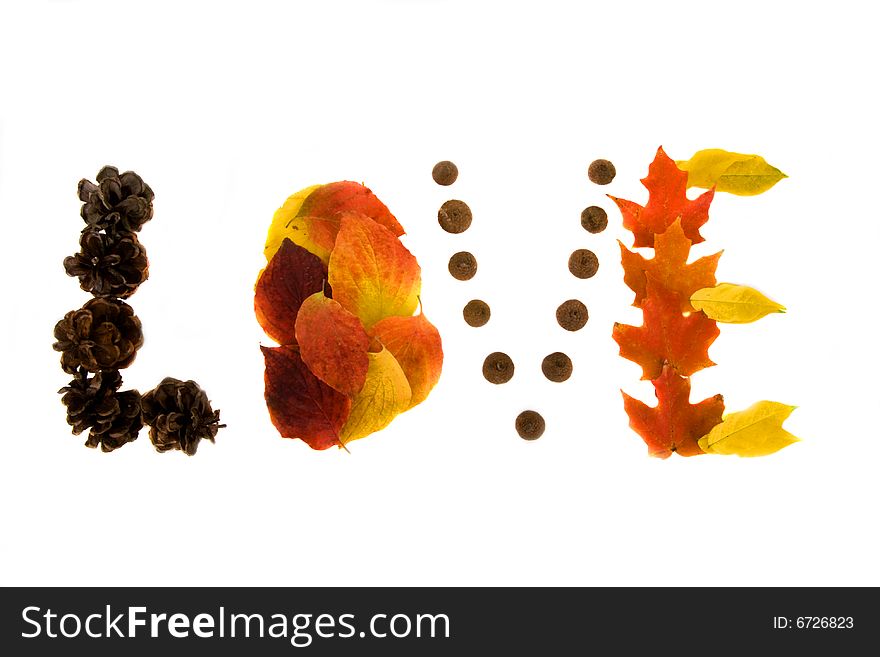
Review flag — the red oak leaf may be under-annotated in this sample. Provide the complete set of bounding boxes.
[613,277,719,380]
[622,365,724,458]
[610,147,715,248]
[620,218,722,312]
[255,238,327,346]
[262,345,351,450]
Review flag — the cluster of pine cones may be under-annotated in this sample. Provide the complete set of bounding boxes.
[53,167,223,455]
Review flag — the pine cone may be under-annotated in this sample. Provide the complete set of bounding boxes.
[53,298,144,374]
[64,228,149,298]
[141,378,223,455]
[59,369,142,451]
[79,166,154,233]
[84,389,143,452]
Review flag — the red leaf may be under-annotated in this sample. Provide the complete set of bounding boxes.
[610,147,715,248]
[300,181,405,255]
[613,277,719,380]
[622,365,724,458]
[261,345,351,450]
[295,292,371,396]
[620,218,721,312]
[255,238,327,346]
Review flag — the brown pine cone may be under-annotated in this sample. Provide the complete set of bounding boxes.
[79,166,154,233]
[64,228,149,298]
[59,369,142,451]
[59,368,123,434]
[141,378,223,455]
[53,298,144,374]
[84,389,143,452]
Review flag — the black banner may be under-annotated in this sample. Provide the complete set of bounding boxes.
[0,587,873,654]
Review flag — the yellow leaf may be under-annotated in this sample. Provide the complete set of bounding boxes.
[264,184,325,263]
[691,283,786,324]
[329,213,421,329]
[698,401,799,457]
[339,347,412,445]
[676,148,787,196]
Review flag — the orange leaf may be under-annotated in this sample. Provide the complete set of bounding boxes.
[610,147,714,248]
[622,365,724,458]
[370,311,443,409]
[295,291,370,396]
[620,218,722,312]
[265,181,404,264]
[261,345,351,450]
[254,238,327,345]
[328,212,421,329]
[613,278,719,380]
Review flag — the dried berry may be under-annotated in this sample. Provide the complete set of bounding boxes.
[432,160,459,186]
[515,410,545,440]
[482,351,514,384]
[438,200,472,234]
[59,369,142,451]
[463,299,491,327]
[53,298,144,374]
[588,159,616,185]
[79,166,154,233]
[556,299,589,331]
[141,377,224,456]
[580,206,608,234]
[568,248,599,279]
[63,228,149,298]
[542,352,573,382]
[449,251,478,281]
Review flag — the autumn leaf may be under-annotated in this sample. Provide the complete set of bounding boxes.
[263,185,323,262]
[370,310,443,409]
[295,291,370,396]
[690,283,786,324]
[698,401,799,456]
[620,218,722,312]
[622,365,724,458]
[339,347,412,445]
[261,345,352,450]
[329,212,421,329]
[264,182,404,264]
[254,238,327,345]
[676,149,787,196]
[613,278,719,380]
[610,147,714,248]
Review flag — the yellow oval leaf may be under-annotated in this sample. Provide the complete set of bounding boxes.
[698,401,799,457]
[339,347,412,445]
[691,283,786,324]
[329,212,421,329]
[676,148,787,196]
[264,184,324,263]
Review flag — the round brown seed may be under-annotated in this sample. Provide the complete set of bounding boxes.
[432,160,459,186]
[463,299,491,327]
[580,206,608,234]
[588,159,616,185]
[449,251,478,280]
[438,200,472,234]
[482,352,514,384]
[542,352,573,382]
[568,248,599,279]
[556,299,589,331]
[515,410,545,440]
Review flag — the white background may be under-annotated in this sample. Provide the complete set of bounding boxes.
[1,0,878,587]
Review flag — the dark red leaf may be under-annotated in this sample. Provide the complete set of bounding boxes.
[262,345,351,450]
